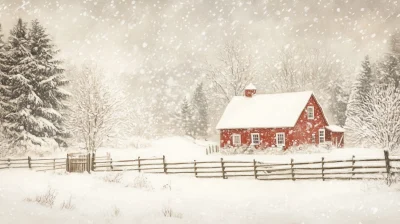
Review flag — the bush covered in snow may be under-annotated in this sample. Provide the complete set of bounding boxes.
[221,144,333,155]
[162,205,183,219]
[25,186,58,208]
[102,172,124,183]
[60,196,75,210]
[126,174,154,191]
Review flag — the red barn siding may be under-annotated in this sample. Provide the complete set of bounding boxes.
[219,95,331,149]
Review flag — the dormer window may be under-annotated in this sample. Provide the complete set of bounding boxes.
[307,106,314,120]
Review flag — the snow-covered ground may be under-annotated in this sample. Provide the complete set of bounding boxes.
[1,136,400,223]
[0,170,399,224]
[93,136,395,163]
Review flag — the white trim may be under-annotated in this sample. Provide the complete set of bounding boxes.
[307,106,314,120]
[251,133,260,145]
[232,134,241,146]
[276,132,285,146]
[319,129,325,144]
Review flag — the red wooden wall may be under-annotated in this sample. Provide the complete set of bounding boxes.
[219,95,332,149]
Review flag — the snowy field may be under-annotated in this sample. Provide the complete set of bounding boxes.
[1,170,400,224]
[1,137,400,223]
[93,136,395,164]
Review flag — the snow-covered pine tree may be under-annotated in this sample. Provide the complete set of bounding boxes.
[28,19,70,146]
[2,19,69,152]
[192,82,208,138]
[345,55,375,146]
[0,23,9,121]
[180,98,194,136]
[378,32,400,89]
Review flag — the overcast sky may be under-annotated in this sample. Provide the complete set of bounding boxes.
[1,0,399,85]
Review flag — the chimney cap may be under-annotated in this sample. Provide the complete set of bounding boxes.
[245,83,256,90]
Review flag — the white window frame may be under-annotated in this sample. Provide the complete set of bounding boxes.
[307,106,314,120]
[232,134,241,146]
[276,133,285,146]
[319,129,325,144]
[251,133,260,145]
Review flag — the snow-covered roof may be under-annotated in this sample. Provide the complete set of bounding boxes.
[245,83,256,90]
[325,125,345,132]
[216,91,315,129]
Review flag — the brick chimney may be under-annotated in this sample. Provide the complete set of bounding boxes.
[244,83,256,97]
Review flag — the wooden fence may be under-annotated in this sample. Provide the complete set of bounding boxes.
[206,145,220,155]
[93,151,400,183]
[0,157,66,171]
[1,151,400,183]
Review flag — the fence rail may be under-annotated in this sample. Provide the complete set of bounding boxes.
[0,157,66,171]
[91,151,400,183]
[1,151,400,183]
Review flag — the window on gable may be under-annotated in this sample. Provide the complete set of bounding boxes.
[307,106,314,119]
[232,134,241,146]
[319,129,325,144]
[251,133,260,145]
[276,133,285,146]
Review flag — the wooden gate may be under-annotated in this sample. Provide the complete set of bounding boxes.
[66,153,91,173]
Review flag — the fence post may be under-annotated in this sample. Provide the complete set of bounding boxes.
[110,158,113,171]
[91,153,95,171]
[221,158,225,179]
[138,156,141,172]
[28,156,31,169]
[384,150,391,185]
[87,154,90,174]
[66,154,69,172]
[206,148,208,155]
[194,160,198,177]
[351,155,355,178]
[7,158,10,169]
[217,146,219,153]
[163,155,167,174]
[53,159,55,171]
[291,158,295,181]
[321,157,325,181]
[253,159,257,179]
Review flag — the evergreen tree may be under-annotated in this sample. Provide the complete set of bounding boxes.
[180,98,194,136]
[328,81,348,126]
[0,23,9,120]
[2,19,69,151]
[192,83,208,137]
[345,55,376,146]
[379,32,400,89]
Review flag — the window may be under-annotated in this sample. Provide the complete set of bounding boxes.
[311,134,316,144]
[232,134,241,146]
[307,106,314,119]
[276,133,285,146]
[319,129,325,144]
[251,133,260,145]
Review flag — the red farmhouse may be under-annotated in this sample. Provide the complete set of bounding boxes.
[216,84,344,150]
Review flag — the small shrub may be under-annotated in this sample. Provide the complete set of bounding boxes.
[25,187,58,208]
[60,196,75,210]
[103,172,123,183]
[111,205,121,217]
[127,174,154,191]
[162,205,183,219]
[161,180,172,191]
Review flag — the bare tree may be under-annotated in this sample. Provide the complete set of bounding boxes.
[203,40,258,104]
[345,84,400,151]
[67,64,121,152]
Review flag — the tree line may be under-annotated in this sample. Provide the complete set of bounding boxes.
[345,33,400,151]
